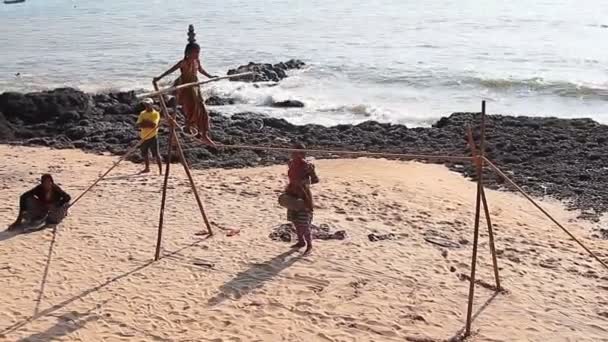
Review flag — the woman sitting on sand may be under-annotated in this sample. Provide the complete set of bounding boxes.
[8,174,71,230]
[279,143,319,255]
[153,25,218,146]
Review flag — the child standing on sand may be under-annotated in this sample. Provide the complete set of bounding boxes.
[279,143,319,255]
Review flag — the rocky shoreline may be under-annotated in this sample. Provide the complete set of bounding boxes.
[1,63,607,234]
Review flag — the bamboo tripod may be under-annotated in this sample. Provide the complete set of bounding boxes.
[152,80,213,261]
[463,101,502,336]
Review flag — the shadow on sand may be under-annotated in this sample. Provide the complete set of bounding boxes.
[0,239,208,339]
[207,249,301,306]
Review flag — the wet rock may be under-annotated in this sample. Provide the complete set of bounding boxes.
[272,100,305,108]
[227,59,305,83]
[205,96,236,106]
[0,88,90,124]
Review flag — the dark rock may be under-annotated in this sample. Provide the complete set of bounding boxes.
[65,127,88,140]
[105,103,133,115]
[26,137,51,146]
[111,91,136,104]
[263,117,294,130]
[205,96,236,106]
[0,112,14,140]
[57,110,81,124]
[271,100,305,108]
[1,88,89,124]
[227,59,305,83]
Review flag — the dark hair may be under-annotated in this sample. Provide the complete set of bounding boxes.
[184,24,200,57]
[293,142,306,150]
[41,174,54,183]
[184,42,200,57]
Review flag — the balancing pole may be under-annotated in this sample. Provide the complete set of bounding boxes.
[464,101,487,336]
[154,81,175,261]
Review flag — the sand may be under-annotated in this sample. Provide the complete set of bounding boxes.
[0,145,606,342]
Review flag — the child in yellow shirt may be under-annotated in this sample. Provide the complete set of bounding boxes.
[136,98,162,175]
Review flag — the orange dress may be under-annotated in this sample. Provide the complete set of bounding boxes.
[174,58,209,135]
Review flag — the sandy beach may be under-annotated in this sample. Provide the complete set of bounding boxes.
[0,145,606,341]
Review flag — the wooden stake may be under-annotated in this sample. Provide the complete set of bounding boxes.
[465,101,486,336]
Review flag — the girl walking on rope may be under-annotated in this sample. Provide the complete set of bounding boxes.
[279,143,319,255]
[154,25,218,146]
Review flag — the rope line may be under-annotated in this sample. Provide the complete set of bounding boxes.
[184,135,473,162]
[69,129,157,208]
[484,157,608,271]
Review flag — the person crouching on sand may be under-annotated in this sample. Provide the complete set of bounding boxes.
[279,143,319,255]
[8,174,71,230]
[136,98,162,175]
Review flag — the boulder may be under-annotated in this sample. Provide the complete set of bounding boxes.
[271,100,304,108]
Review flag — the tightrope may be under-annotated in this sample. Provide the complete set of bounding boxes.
[484,157,608,271]
[164,114,474,162]
[69,128,158,208]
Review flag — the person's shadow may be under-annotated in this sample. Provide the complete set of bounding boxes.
[1,222,55,244]
[207,249,301,306]
[0,229,20,243]
[16,309,99,342]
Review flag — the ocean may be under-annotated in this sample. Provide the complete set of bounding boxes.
[1,0,607,126]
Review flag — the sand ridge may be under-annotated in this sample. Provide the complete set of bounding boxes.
[0,145,606,341]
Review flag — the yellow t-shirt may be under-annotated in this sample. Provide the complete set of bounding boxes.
[136,109,160,140]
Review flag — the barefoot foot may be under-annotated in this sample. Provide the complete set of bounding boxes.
[303,246,312,256]
[291,242,306,249]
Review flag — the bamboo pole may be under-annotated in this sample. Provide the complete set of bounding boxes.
[480,187,501,290]
[137,72,254,99]
[154,81,174,261]
[172,132,214,236]
[466,126,501,290]
[464,101,486,336]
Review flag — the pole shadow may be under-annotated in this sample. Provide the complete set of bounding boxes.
[207,249,300,307]
[446,291,501,342]
[0,239,207,338]
[16,305,102,342]
[33,225,59,316]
